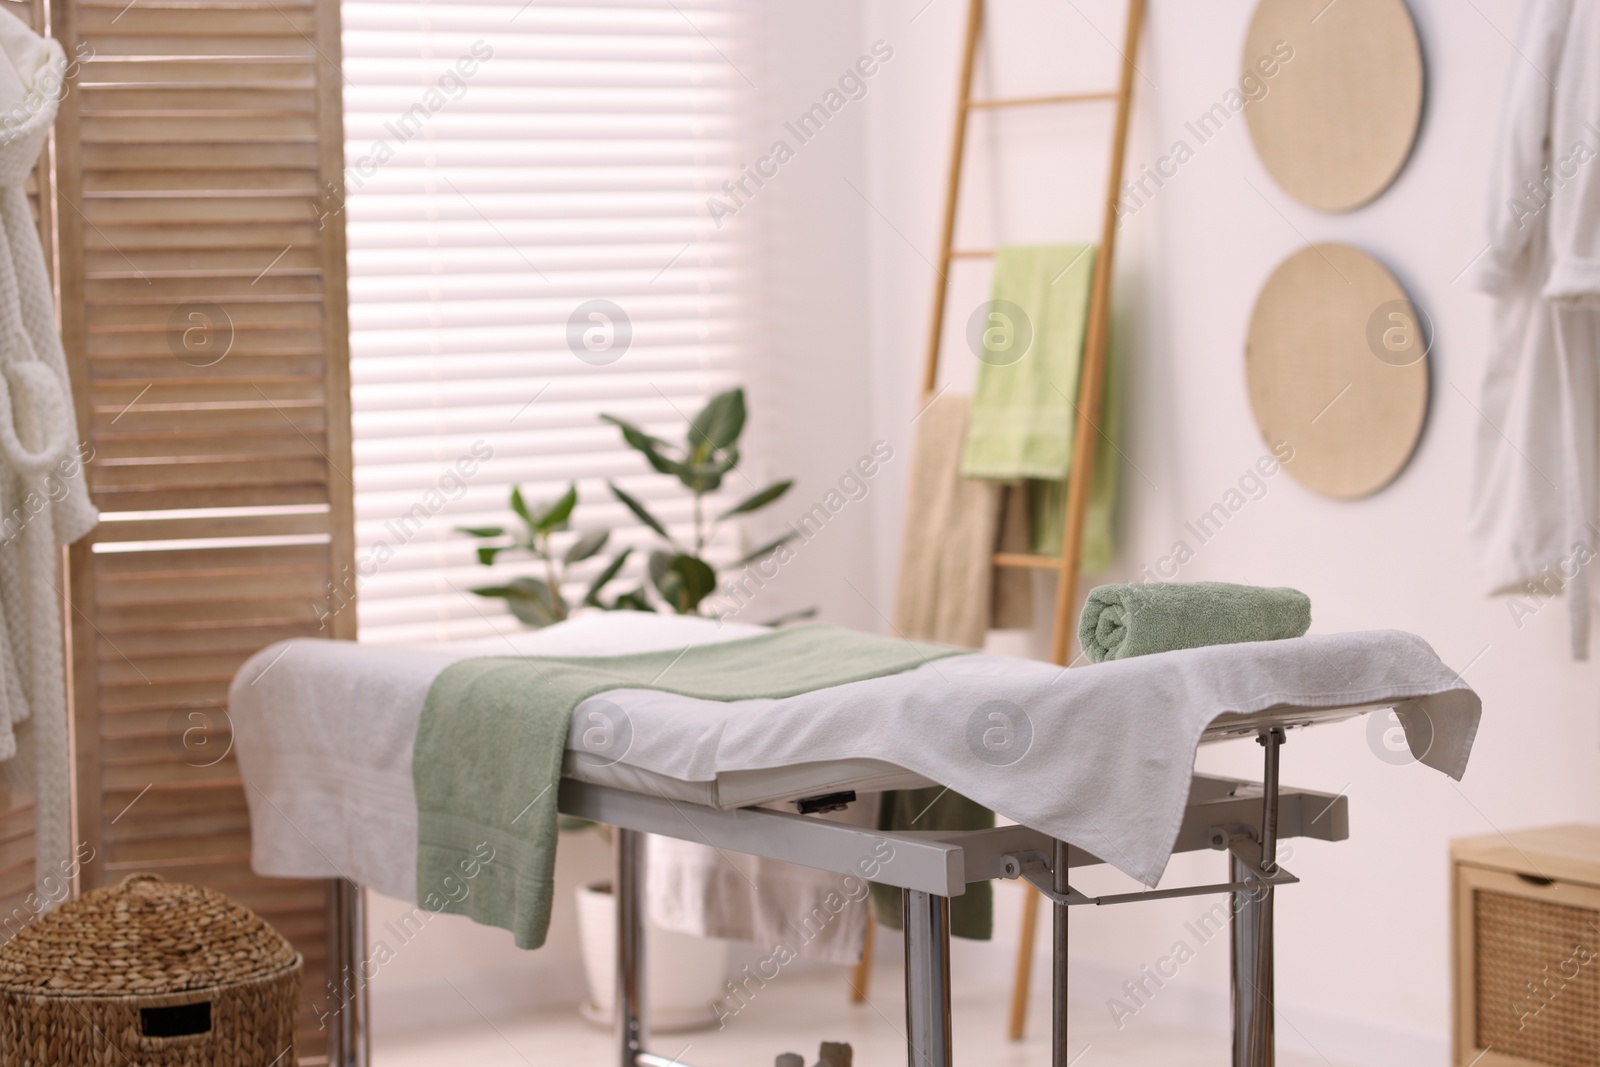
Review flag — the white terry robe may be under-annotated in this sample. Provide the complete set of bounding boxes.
[1470,0,1600,658]
[0,12,98,900]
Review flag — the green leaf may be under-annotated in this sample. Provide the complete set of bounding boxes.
[503,575,565,628]
[649,550,717,615]
[471,578,564,627]
[717,480,793,521]
[644,445,693,482]
[599,413,673,454]
[611,588,656,613]
[535,484,579,534]
[688,388,746,452]
[646,548,672,585]
[583,546,633,606]
[602,414,692,481]
[703,445,740,476]
[510,487,533,526]
[688,435,715,468]
[455,525,506,539]
[685,445,740,495]
[475,545,505,567]
[732,530,799,568]
[609,482,672,542]
[675,444,736,499]
[564,528,610,566]
[506,599,558,627]
[673,556,719,613]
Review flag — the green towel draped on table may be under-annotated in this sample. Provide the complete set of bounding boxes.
[412,624,965,949]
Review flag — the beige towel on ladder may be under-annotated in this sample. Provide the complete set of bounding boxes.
[894,393,1027,647]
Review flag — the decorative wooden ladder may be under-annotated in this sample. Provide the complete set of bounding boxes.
[853,0,1149,1043]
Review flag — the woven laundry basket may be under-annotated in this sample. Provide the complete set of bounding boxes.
[0,872,302,1067]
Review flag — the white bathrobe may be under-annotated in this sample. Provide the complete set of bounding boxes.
[1470,0,1600,657]
[0,13,98,898]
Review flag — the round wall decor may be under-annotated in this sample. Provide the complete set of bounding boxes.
[1243,0,1424,212]
[1245,243,1428,499]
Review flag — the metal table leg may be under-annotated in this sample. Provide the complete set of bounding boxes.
[1052,838,1069,1067]
[617,828,648,1067]
[1230,850,1275,1067]
[902,888,953,1067]
[328,877,368,1067]
[1232,729,1283,1067]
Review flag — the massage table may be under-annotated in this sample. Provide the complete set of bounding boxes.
[229,613,1481,1067]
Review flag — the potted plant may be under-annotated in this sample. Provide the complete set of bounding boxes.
[461,387,801,621]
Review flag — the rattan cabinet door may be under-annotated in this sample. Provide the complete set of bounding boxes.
[1456,863,1600,1067]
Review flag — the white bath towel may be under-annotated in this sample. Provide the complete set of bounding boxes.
[0,13,98,899]
[1471,0,1600,657]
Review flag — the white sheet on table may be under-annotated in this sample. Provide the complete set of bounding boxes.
[230,613,1479,953]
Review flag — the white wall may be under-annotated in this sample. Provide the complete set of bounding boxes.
[726,0,883,632]
[858,0,1599,1061]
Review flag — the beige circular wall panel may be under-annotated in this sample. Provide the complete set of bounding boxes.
[1243,0,1424,212]
[1245,244,1428,499]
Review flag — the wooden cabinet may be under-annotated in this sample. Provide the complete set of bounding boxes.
[1453,826,1600,1067]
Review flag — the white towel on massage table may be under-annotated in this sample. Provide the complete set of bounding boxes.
[231,613,1479,939]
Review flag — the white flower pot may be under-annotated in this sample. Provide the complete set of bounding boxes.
[575,880,731,1032]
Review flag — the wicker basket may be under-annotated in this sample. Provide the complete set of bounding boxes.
[0,873,302,1067]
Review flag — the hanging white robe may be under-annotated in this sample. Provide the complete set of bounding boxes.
[0,12,98,900]
[1470,0,1600,658]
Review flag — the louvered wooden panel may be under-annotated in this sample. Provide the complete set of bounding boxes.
[0,0,57,951]
[53,0,354,1061]
[0,784,38,941]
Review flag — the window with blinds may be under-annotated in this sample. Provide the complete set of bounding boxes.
[342,0,748,645]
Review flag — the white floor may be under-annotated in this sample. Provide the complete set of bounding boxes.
[372,960,1344,1067]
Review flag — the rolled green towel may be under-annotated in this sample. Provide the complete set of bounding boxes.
[1079,582,1311,664]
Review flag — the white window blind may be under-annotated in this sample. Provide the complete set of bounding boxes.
[343,0,748,643]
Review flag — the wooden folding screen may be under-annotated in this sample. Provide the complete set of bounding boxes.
[0,0,57,954]
[50,0,355,1060]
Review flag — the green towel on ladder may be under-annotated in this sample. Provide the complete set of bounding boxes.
[1027,348,1120,569]
[960,244,1117,570]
